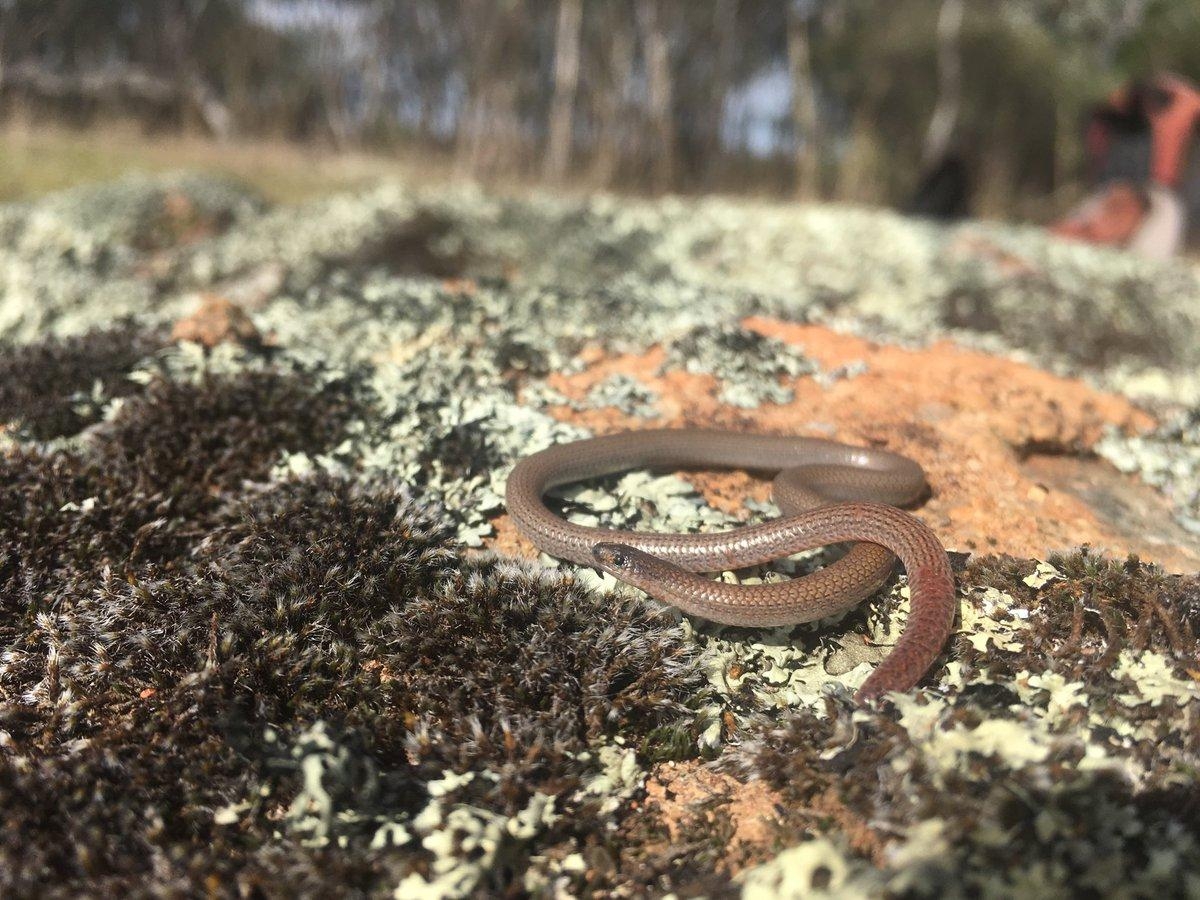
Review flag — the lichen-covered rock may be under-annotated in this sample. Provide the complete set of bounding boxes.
[1,172,1198,897]
[703,552,1198,898]
[1097,408,1200,535]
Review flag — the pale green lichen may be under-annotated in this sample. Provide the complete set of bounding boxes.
[1022,560,1064,589]
[958,584,1030,656]
[583,373,660,418]
[1112,649,1200,709]
[661,323,819,408]
[739,837,880,899]
[390,786,559,900]
[575,741,644,818]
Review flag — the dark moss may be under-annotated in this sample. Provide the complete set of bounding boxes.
[416,417,502,482]
[0,449,150,634]
[593,814,741,899]
[963,550,1199,691]
[352,209,469,277]
[0,450,85,601]
[0,675,413,899]
[2,431,706,896]
[727,700,898,816]
[0,321,168,440]
[0,476,456,738]
[0,369,359,618]
[363,557,705,810]
[92,370,357,509]
[489,333,554,382]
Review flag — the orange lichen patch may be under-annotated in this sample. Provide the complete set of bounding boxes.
[490,319,1197,571]
[488,519,544,562]
[171,295,262,348]
[641,761,783,875]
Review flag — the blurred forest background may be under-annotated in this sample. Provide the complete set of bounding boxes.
[1,0,1198,220]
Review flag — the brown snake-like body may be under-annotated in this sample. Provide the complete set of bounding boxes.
[505,429,957,701]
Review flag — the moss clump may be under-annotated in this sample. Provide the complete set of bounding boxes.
[962,550,1199,689]
[0,321,167,440]
[0,450,115,636]
[370,558,704,806]
[0,332,707,894]
[2,478,456,734]
[1,471,706,894]
[90,370,357,518]
[0,365,360,643]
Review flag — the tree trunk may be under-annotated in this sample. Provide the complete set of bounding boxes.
[706,0,739,186]
[455,0,527,178]
[921,0,963,167]
[637,0,677,192]
[545,0,583,180]
[786,1,822,199]
[590,7,635,186]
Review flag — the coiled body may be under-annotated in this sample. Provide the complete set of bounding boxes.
[505,429,957,700]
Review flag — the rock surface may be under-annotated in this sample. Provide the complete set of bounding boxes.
[0,173,1197,898]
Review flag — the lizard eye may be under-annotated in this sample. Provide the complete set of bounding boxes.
[593,543,634,569]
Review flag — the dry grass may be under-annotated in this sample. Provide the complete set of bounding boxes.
[0,120,800,209]
[0,120,460,204]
